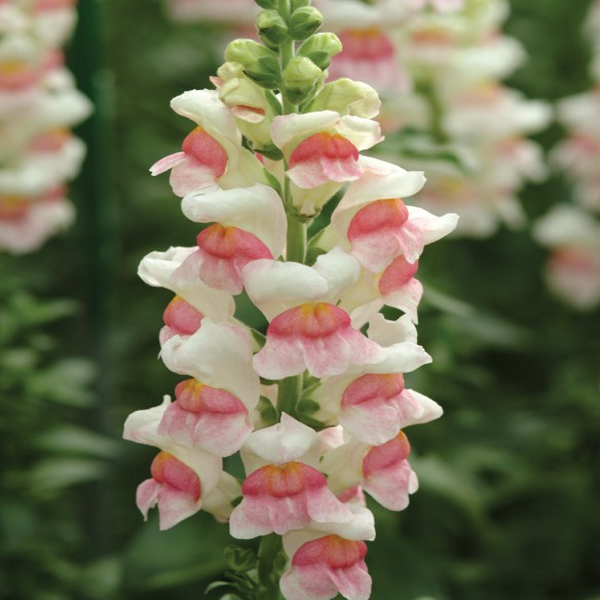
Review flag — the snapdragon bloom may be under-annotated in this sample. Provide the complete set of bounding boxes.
[130,4,459,598]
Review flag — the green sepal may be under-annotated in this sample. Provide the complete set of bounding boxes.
[264,89,284,115]
[258,396,279,426]
[256,144,284,161]
[230,495,243,508]
[297,398,320,416]
[224,545,259,573]
[250,327,267,349]
[263,168,283,195]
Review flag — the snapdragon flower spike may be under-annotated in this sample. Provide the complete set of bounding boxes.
[253,302,385,379]
[150,126,229,197]
[158,378,253,457]
[280,534,372,600]
[160,295,204,344]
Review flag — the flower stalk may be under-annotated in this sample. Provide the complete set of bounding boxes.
[125,1,459,599]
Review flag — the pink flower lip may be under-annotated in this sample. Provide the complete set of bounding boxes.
[270,302,350,339]
[29,129,71,152]
[174,378,246,415]
[362,431,411,477]
[243,462,326,498]
[196,223,272,261]
[0,62,41,91]
[338,28,395,61]
[289,132,359,167]
[182,126,228,177]
[292,535,368,569]
[341,373,405,409]
[550,248,599,275]
[347,198,409,240]
[163,296,204,337]
[378,256,419,295]
[150,451,201,501]
[34,0,77,12]
[0,195,30,221]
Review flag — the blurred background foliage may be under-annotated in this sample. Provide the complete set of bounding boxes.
[1,0,599,599]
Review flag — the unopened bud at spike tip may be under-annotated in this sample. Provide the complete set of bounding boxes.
[254,0,277,9]
[257,9,289,47]
[289,6,323,41]
[224,39,281,89]
[298,32,343,70]
[282,56,324,104]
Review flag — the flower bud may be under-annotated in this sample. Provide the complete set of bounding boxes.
[307,78,381,119]
[256,9,289,47]
[289,6,323,40]
[297,32,342,70]
[225,39,280,89]
[254,0,277,8]
[282,56,325,104]
[217,63,280,148]
[291,0,310,8]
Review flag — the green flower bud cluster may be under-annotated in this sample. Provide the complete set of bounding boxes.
[223,0,343,108]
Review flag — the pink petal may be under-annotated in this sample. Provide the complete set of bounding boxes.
[362,434,418,511]
[150,151,186,176]
[169,159,218,197]
[158,379,252,456]
[253,303,384,379]
[281,536,371,600]
[194,223,273,294]
[230,462,354,539]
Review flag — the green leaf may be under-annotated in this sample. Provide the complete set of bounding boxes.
[34,425,118,459]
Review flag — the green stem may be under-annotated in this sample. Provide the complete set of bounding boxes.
[286,215,307,263]
[425,81,448,144]
[257,535,283,600]
[277,374,303,418]
[278,0,296,114]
